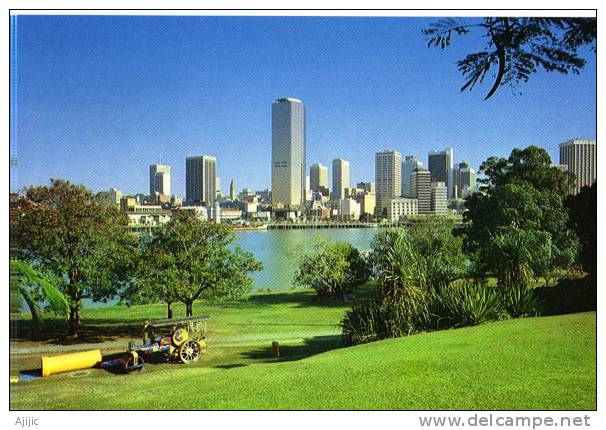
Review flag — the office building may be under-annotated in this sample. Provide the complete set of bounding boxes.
[428,148,454,199]
[310,163,329,193]
[332,159,350,201]
[357,181,375,194]
[230,179,237,200]
[338,198,361,220]
[431,182,448,215]
[149,164,171,197]
[559,138,597,194]
[410,168,432,214]
[98,188,123,207]
[271,98,305,209]
[453,161,476,199]
[402,156,423,197]
[387,198,418,222]
[375,150,402,213]
[186,155,217,205]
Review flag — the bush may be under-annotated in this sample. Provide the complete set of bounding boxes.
[432,281,505,328]
[341,298,418,345]
[294,237,369,298]
[499,285,542,318]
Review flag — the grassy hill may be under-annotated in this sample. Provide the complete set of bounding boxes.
[9,288,596,410]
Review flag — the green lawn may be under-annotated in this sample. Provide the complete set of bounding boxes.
[9,288,596,410]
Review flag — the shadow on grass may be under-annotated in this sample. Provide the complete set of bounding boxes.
[9,318,142,345]
[535,276,596,316]
[238,334,344,365]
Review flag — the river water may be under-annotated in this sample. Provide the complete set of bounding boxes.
[235,228,378,292]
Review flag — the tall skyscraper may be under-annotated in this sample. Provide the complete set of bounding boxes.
[310,163,328,193]
[186,155,217,205]
[559,138,597,194]
[230,179,237,200]
[271,98,305,209]
[402,155,423,197]
[453,161,477,199]
[149,164,171,197]
[428,148,454,199]
[375,150,402,213]
[410,168,432,214]
[332,159,350,200]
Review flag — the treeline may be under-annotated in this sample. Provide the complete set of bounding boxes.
[10,179,262,338]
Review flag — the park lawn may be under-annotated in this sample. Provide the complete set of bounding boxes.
[10,289,596,410]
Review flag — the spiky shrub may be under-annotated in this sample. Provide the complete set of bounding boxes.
[488,229,548,317]
[341,298,418,345]
[437,281,505,327]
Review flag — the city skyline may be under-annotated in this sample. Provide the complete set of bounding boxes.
[11,15,596,195]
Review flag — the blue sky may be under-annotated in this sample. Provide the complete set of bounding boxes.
[11,15,596,195]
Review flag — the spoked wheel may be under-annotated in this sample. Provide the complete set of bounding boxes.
[178,340,202,364]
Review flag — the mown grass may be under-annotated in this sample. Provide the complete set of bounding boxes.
[10,285,596,410]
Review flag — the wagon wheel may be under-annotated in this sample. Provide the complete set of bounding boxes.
[178,340,202,364]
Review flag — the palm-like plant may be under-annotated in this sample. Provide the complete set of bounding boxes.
[10,259,69,337]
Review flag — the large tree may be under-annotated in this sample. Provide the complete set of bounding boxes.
[12,179,138,336]
[461,146,579,283]
[423,17,596,99]
[566,183,597,281]
[137,210,262,317]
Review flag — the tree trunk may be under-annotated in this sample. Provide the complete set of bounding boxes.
[67,301,81,337]
[167,301,173,319]
[185,301,193,317]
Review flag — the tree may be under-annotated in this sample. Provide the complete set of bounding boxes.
[294,237,370,298]
[481,228,549,317]
[10,259,69,338]
[137,210,262,317]
[461,147,579,283]
[12,179,138,336]
[566,183,597,281]
[423,17,596,99]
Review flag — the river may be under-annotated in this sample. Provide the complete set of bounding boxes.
[235,228,378,292]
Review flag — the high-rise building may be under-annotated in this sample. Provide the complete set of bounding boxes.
[332,159,350,200]
[453,161,476,199]
[375,150,402,213]
[428,148,454,199]
[186,155,217,205]
[310,163,328,193]
[431,182,448,215]
[230,179,237,200]
[410,168,432,214]
[402,156,423,197]
[149,164,171,197]
[271,98,305,209]
[559,138,597,194]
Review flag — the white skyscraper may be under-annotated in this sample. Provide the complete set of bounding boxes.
[332,159,350,201]
[149,164,171,197]
[375,150,402,213]
[271,98,305,209]
[559,138,597,195]
[186,155,217,205]
[402,155,423,197]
